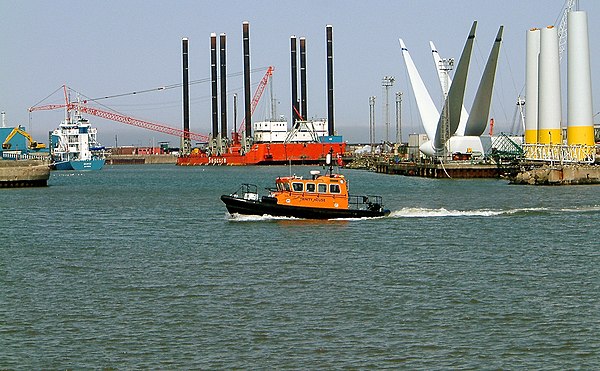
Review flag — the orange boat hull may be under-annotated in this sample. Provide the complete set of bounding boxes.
[177,142,346,166]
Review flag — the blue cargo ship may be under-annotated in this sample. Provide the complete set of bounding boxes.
[50,113,105,171]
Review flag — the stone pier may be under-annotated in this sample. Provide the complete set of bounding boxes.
[510,164,600,185]
[0,159,50,187]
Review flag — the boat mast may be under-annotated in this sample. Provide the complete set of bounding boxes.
[326,147,334,176]
[62,85,71,123]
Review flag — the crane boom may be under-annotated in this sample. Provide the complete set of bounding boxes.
[29,104,69,112]
[71,103,210,142]
[31,102,211,143]
[30,70,277,143]
[29,84,211,143]
[239,66,274,133]
[557,0,577,62]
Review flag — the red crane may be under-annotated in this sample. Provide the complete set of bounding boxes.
[70,103,210,143]
[30,85,211,142]
[31,67,274,143]
[238,66,274,133]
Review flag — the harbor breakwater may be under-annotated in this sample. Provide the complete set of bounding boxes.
[510,164,600,185]
[0,159,50,187]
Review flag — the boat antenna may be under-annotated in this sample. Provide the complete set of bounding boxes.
[326,147,334,176]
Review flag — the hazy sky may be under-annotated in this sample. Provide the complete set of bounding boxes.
[1,0,598,146]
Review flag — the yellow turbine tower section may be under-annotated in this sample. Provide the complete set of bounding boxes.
[567,11,595,148]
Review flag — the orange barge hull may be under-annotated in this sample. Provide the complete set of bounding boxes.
[177,142,346,166]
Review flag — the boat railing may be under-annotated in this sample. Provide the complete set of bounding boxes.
[231,183,259,201]
[348,194,384,212]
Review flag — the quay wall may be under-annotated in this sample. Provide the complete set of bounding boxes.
[0,159,50,187]
[375,161,513,179]
[106,154,177,165]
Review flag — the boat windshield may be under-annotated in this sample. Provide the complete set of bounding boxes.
[292,182,304,192]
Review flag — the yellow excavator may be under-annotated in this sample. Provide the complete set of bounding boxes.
[2,126,46,150]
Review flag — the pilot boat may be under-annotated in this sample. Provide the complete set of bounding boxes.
[221,150,390,219]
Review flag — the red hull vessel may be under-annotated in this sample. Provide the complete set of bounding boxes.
[177,142,346,166]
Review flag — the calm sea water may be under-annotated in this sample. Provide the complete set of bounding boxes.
[1,164,599,369]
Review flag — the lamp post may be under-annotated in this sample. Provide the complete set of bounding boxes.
[395,92,402,145]
[369,96,376,154]
[438,58,454,160]
[382,76,395,144]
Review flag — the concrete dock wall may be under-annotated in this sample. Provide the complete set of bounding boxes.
[106,154,178,165]
[375,161,515,179]
[0,159,50,187]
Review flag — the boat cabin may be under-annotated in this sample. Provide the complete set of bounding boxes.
[271,170,349,209]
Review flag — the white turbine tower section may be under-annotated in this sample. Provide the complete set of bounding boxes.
[430,41,469,136]
[464,25,504,136]
[525,28,540,144]
[538,26,562,145]
[399,39,439,141]
[567,10,595,146]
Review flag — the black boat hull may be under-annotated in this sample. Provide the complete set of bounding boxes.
[221,195,390,219]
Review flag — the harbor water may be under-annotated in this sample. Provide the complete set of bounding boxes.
[1,164,599,368]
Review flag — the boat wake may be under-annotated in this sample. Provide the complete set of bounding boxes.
[227,213,301,222]
[389,207,504,218]
[557,205,600,213]
[388,205,600,218]
[226,205,600,222]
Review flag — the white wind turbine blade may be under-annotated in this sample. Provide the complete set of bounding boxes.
[464,26,504,136]
[430,41,469,136]
[399,38,439,141]
[433,21,477,152]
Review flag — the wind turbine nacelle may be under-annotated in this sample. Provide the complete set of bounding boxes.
[419,140,438,157]
[419,136,485,157]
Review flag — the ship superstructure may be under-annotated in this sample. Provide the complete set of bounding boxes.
[50,112,105,170]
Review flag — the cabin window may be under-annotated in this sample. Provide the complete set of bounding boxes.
[317,184,327,193]
[283,183,290,191]
[306,183,316,192]
[292,182,304,192]
[276,183,283,191]
[329,184,341,194]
